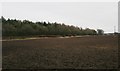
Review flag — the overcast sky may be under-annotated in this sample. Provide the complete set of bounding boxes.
[2,2,118,33]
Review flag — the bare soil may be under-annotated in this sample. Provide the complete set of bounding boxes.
[2,35,118,69]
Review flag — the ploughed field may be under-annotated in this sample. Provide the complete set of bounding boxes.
[2,35,118,69]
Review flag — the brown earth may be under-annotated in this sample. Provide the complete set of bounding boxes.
[2,35,118,69]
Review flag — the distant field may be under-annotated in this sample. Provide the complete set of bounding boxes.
[2,35,118,69]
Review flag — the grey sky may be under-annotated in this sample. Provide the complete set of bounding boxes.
[2,2,118,33]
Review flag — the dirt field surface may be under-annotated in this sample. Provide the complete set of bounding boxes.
[2,35,118,69]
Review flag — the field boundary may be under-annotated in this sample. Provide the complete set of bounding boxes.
[1,36,87,41]
[1,35,115,41]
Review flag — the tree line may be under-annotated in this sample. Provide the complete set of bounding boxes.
[1,16,104,37]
